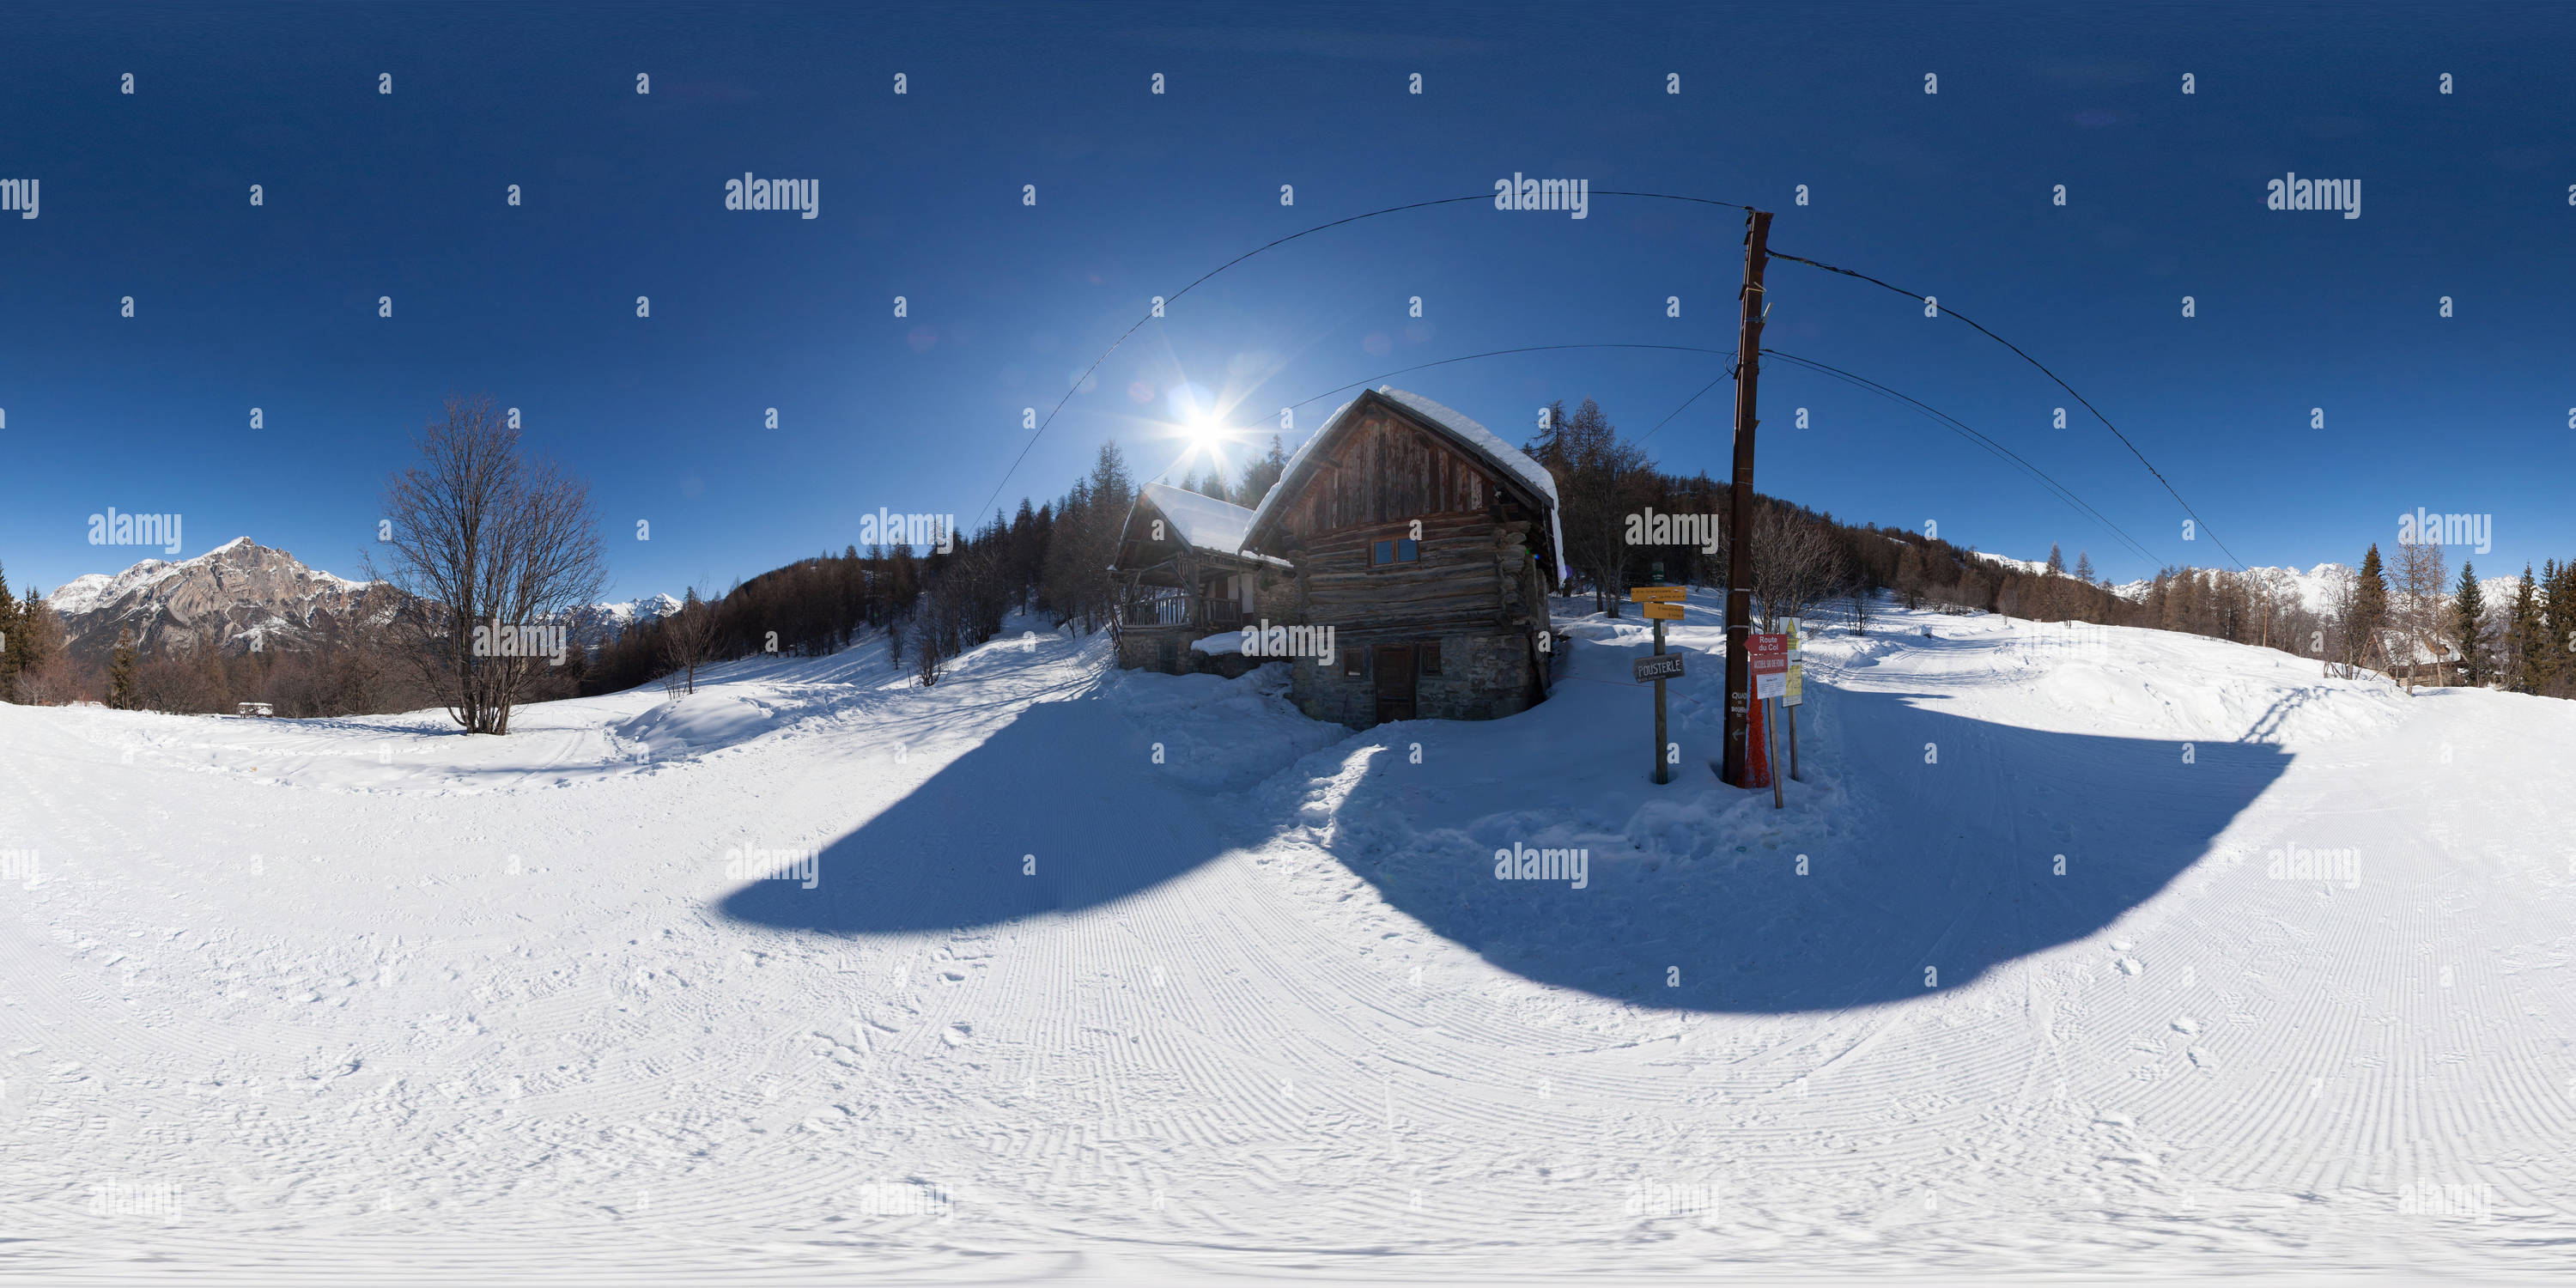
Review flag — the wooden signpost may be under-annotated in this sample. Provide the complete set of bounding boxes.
[1632,585,1687,785]
[1632,653,1686,682]
[1779,617,1803,782]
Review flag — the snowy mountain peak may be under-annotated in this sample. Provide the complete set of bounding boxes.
[45,539,388,659]
[2107,562,2518,617]
[563,592,684,646]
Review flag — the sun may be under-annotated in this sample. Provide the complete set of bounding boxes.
[1185,410,1230,448]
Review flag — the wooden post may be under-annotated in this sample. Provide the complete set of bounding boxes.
[1721,209,1773,787]
[1765,697,1783,809]
[1652,617,1668,785]
[1787,704,1800,782]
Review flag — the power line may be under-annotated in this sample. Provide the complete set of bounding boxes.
[1281,344,1737,414]
[977,192,1492,521]
[1767,247,2245,571]
[1635,368,1734,447]
[975,189,1757,520]
[1761,349,2163,570]
[1153,343,1736,488]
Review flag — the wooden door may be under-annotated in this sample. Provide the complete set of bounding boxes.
[1374,644,1416,723]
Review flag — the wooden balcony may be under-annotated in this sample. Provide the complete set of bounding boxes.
[1121,592,1243,629]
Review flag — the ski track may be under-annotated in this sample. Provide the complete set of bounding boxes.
[2,602,2573,1280]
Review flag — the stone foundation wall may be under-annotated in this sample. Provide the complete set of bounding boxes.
[1115,626,1273,679]
[1291,628,1538,728]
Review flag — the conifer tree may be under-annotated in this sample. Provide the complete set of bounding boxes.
[12,587,63,697]
[2352,544,2390,671]
[2451,561,2486,686]
[0,560,18,701]
[2544,559,2576,696]
[2074,550,2094,586]
[2507,567,2543,694]
[1235,435,1289,509]
[109,627,139,709]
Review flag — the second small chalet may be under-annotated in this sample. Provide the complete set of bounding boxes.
[1110,483,1295,677]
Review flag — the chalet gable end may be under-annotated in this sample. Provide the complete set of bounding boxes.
[1244,390,1550,560]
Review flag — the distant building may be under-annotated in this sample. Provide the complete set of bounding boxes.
[235,702,275,717]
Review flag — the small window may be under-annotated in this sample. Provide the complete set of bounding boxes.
[1420,642,1441,676]
[1343,648,1363,677]
[1370,538,1419,566]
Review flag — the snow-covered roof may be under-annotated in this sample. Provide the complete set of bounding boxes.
[1244,386,1565,580]
[1131,483,1291,569]
[1140,483,1253,553]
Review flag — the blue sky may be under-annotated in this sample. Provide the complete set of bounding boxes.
[3,2,2570,600]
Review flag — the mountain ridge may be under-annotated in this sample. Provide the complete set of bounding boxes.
[46,539,678,659]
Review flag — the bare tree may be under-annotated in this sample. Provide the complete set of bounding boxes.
[372,395,606,734]
[2391,537,2449,693]
[1547,398,1650,616]
[660,587,721,695]
[1751,503,1849,630]
[2244,567,2297,652]
[2319,563,2360,677]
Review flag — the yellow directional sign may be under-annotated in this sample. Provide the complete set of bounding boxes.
[1641,602,1685,620]
[1630,586,1686,603]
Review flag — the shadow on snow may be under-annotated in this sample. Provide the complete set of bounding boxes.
[718,671,2290,1015]
[717,691,1227,934]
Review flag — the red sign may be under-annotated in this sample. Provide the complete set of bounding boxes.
[1747,633,1789,676]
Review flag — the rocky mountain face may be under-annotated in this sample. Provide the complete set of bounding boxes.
[565,593,683,647]
[46,538,677,661]
[46,538,399,661]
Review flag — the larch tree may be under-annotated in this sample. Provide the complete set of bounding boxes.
[2391,537,2448,692]
[659,587,721,695]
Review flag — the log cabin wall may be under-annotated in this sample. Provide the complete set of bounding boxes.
[1259,400,1555,727]
[1264,405,1500,540]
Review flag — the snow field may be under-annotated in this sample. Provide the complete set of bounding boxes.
[2,596,2573,1281]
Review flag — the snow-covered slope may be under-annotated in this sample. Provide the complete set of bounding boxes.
[1970,548,2056,578]
[2107,562,2522,615]
[2,600,2570,1279]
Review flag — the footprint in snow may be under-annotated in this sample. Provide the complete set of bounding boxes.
[2187,1047,2216,1069]
[2172,1017,2199,1034]
[942,1024,972,1047]
[2116,958,2143,976]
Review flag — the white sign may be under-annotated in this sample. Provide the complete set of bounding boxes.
[1756,671,1785,700]
[1780,617,1804,707]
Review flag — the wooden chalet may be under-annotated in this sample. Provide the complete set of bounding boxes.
[1109,483,1294,676]
[1239,386,1564,727]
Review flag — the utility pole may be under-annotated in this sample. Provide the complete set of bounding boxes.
[1721,208,1772,787]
